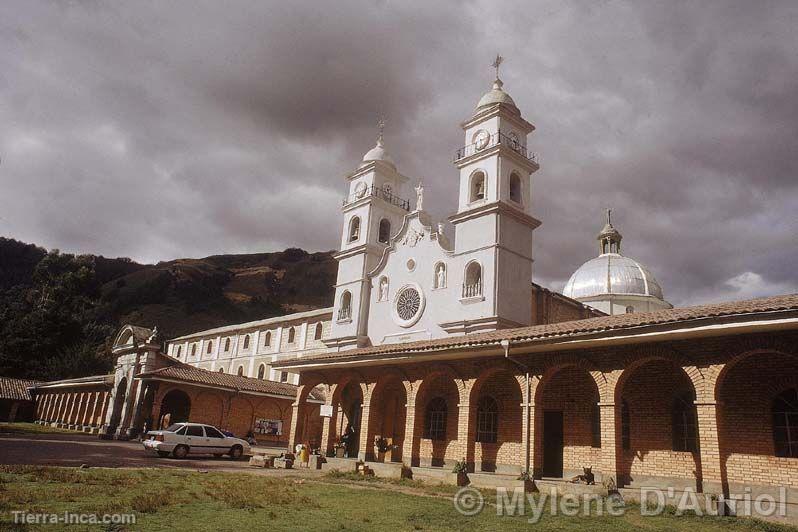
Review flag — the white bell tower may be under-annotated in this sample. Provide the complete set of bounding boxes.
[327,122,411,349]
[446,56,541,331]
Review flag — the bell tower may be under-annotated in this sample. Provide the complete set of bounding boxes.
[327,122,411,350]
[447,56,542,331]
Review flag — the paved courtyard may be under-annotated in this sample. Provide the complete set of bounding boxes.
[0,431,271,471]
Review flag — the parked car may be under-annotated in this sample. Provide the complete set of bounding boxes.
[143,422,250,459]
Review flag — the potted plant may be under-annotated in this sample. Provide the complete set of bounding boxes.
[452,459,469,487]
[334,439,346,458]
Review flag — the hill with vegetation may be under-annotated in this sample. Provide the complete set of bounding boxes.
[0,237,336,381]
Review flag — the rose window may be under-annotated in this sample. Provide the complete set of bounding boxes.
[396,287,421,321]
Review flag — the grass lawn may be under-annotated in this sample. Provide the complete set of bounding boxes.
[0,422,86,436]
[0,466,794,531]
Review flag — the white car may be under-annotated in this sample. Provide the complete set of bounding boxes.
[143,422,250,460]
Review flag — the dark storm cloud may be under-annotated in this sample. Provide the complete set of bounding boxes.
[1,0,796,306]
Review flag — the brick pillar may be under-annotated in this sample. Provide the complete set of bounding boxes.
[696,400,723,492]
[65,393,78,425]
[41,395,52,422]
[53,394,64,423]
[58,393,69,423]
[357,402,372,461]
[99,391,110,426]
[401,382,420,467]
[75,393,87,426]
[36,394,47,421]
[89,392,101,427]
[287,383,308,451]
[594,370,622,486]
[81,393,95,426]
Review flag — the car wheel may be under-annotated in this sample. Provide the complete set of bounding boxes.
[229,445,243,460]
[157,451,170,458]
[172,445,189,459]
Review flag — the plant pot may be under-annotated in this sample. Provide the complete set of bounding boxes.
[455,472,469,486]
[335,447,345,458]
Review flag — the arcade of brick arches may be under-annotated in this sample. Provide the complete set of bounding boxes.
[285,327,798,497]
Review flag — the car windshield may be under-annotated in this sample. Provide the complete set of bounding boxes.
[164,424,185,432]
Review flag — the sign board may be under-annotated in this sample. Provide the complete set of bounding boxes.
[254,418,282,436]
[320,404,333,417]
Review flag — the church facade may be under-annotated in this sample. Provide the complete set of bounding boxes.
[28,68,798,514]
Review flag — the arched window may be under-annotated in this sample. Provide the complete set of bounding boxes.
[314,322,323,340]
[218,368,224,373]
[237,366,244,377]
[176,346,182,358]
[591,403,601,448]
[625,305,635,314]
[773,388,798,458]
[224,338,231,352]
[621,400,631,450]
[463,262,482,298]
[509,173,522,203]
[263,331,271,348]
[243,335,250,349]
[349,216,361,243]
[287,327,296,344]
[434,262,446,289]
[339,291,352,320]
[476,396,499,443]
[206,341,213,354]
[672,391,698,452]
[257,364,266,380]
[190,344,196,357]
[378,218,391,244]
[425,397,448,441]
[280,371,289,383]
[470,171,486,202]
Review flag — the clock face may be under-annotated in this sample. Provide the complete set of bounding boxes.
[354,182,368,199]
[473,129,490,151]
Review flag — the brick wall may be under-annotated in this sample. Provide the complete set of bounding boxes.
[535,366,601,475]
[720,352,798,488]
[415,374,462,467]
[619,359,698,482]
[472,370,523,472]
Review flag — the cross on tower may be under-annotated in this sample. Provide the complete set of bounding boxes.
[492,54,504,79]
[377,117,386,144]
[606,208,612,226]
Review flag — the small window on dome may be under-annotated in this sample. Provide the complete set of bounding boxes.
[625,305,635,314]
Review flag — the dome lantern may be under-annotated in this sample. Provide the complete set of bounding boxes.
[598,208,622,255]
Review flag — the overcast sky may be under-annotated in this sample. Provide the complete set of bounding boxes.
[1,0,797,306]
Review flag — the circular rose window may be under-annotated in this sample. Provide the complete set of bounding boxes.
[392,284,425,328]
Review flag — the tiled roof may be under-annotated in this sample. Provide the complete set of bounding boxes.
[170,307,333,342]
[274,293,798,366]
[0,377,40,401]
[137,364,322,401]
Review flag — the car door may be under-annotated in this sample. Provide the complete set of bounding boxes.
[185,425,208,454]
[203,426,227,454]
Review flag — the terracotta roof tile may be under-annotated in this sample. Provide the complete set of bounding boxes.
[275,293,798,366]
[137,364,321,400]
[0,377,40,401]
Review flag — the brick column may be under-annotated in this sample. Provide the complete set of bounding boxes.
[53,394,64,423]
[593,370,622,486]
[685,364,725,494]
[75,393,87,426]
[65,393,78,426]
[401,382,420,467]
[81,393,95,426]
[89,392,101,427]
[357,402,372,461]
[287,383,308,451]
[58,393,70,423]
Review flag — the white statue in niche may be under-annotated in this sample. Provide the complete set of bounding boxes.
[436,264,446,289]
[379,277,389,301]
[415,181,424,211]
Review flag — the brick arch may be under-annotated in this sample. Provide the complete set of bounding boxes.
[614,355,701,488]
[415,363,470,404]
[714,349,798,402]
[192,390,225,428]
[532,362,602,479]
[468,366,525,473]
[410,366,465,468]
[714,348,798,490]
[366,370,410,463]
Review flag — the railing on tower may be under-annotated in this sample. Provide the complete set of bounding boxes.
[342,185,410,211]
[454,131,539,163]
[462,281,482,298]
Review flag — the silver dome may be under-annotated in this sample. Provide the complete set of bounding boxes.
[476,78,518,111]
[562,253,665,300]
